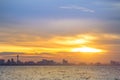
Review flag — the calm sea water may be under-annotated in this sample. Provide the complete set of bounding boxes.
[0,66,120,80]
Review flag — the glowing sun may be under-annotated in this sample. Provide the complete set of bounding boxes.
[71,47,103,53]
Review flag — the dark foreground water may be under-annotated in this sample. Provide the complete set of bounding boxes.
[0,66,120,80]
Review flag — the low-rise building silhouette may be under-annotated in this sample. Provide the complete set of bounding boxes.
[62,59,68,65]
[25,61,35,65]
[0,59,5,65]
[37,59,56,65]
[110,60,120,66]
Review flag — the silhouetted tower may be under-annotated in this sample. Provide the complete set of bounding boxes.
[17,55,19,64]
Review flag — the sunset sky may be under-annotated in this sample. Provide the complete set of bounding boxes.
[0,0,120,63]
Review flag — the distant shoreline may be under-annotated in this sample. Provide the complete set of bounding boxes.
[0,64,120,66]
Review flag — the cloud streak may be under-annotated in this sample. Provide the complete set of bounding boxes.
[60,5,95,13]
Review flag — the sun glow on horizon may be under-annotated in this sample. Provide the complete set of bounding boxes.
[71,47,104,53]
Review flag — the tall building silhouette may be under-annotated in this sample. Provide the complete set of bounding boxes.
[17,55,19,64]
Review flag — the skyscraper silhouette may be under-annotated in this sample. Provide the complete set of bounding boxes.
[17,55,19,64]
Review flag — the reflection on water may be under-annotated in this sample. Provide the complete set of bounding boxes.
[0,66,120,80]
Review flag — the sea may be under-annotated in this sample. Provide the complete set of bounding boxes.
[0,66,120,80]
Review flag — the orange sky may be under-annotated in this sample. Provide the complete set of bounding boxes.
[0,33,120,63]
